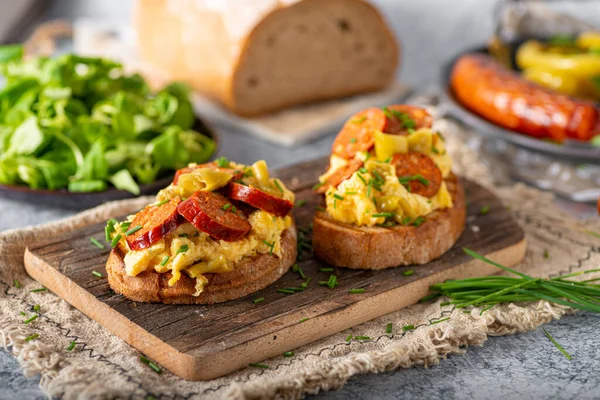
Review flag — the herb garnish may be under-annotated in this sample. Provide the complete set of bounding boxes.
[349,138,357,143]
[90,237,105,249]
[296,199,307,207]
[345,334,353,342]
[30,288,47,293]
[320,267,334,272]
[66,341,76,351]
[355,336,371,341]
[412,216,425,227]
[372,212,394,218]
[312,181,325,190]
[315,206,326,212]
[349,288,365,294]
[222,203,232,211]
[333,194,344,201]
[156,199,169,207]
[111,234,122,248]
[92,270,103,278]
[216,156,230,168]
[176,244,189,255]
[253,297,265,304]
[13,279,20,288]
[140,356,162,374]
[398,174,429,186]
[263,240,275,255]
[283,351,294,357]
[249,363,269,369]
[480,205,490,215]
[23,314,38,324]
[125,225,142,236]
[402,270,415,276]
[160,256,170,266]
[385,323,393,334]
[299,317,309,323]
[430,317,450,325]
[403,325,414,331]
[543,328,571,360]
[25,334,39,342]
[274,179,284,193]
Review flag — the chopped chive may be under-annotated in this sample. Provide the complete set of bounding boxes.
[249,363,269,369]
[300,277,311,288]
[66,341,76,351]
[440,301,452,307]
[263,240,275,255]
[544,249,549,259]
[349,138,357,143]
[355,336,371,340]
[33,304,40,312]
[215,156,230,168]
[292,264,299,272]
[352,116,367,124]
[398,174,429,186]
[431,317,450,325]
[333,194,344,201]
[111,234,122,248]
[296,200,307,207]
[105,221,114,242]
[156,199,169,207]
[23,314,38,324]
[412,217,425,227]
[253,297,265,304]
[372,170,385,183]
[160,256,169,266]
[320,267,334,272]
[345,191,357,195]
[90,237,105,249]
[274,179,284,193]
[285,287,305,292]
[121,221,131,229]
[419,292,441,303]
[385,323,393,333]
[480,205,490,215]
[383,157,392,164]
[13,279,20,288]
[125,225,143,236]
[431,146,440,154]
[178,233,189,238]
[298,266,306,280]
[299,317,309,323]
[25,333,39,342]
[372,212,394,218]
[315,206,326,212]
[402,270,415,276]
[276,289,295,295]
[345,334,353,342]
[356,172,367,185]
[543,328,571,360]
[402,325,414,331]
[327,274,338,289]
[364,151,371,161]
[29,288,46,293]
[140,356,162,374]
[283,351,294,357]
[231,206,237,213]
[479,304,494,315]
[312,182,325,190]
[20,311,26,316]
[92,270,103,278]
[349,288,365,294]
[176,244,189,255]
[584,229,600,238]
[318,281,329,286]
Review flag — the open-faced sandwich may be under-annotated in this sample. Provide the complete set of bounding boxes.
[312,105,465,269]
[105,158,297,304]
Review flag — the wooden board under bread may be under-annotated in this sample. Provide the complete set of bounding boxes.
[24,157,526,381]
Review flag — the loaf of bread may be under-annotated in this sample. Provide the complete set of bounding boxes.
[134,0,399,116]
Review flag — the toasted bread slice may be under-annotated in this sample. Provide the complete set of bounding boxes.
[106,227,297,304]
[312,174,465,269]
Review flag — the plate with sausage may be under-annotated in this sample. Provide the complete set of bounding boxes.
[441,34,600,163]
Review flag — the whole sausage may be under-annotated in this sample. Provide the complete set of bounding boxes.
[173,162,244,185]
[222,183,294,218]
[332,106,433,159]
[177,191,251,242]
[392,152,442,198]
[450,53,600,141]
[126,197,183,251]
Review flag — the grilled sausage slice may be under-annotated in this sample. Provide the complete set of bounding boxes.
[126,197,183,251]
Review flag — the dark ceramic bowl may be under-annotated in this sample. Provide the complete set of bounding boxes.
[441,41,600,164]
[0,117,219,210]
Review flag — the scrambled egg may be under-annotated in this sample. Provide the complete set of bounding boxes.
[321,128,453,227]
[113,160,294,296]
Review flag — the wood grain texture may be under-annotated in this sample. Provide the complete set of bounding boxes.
[24,156,526,381]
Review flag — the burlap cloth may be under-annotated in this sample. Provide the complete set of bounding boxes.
[1,116,599,400]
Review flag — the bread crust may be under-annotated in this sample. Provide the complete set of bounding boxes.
[106,228,297,304]
[312,174,466,269]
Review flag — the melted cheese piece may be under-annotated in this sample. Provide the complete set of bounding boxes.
[323,129,454,227]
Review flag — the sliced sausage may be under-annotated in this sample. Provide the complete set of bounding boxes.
[392,153,442,198]
[450,53,600,141]
[383,105,433,134]
[173,162,244,185]
[177,191,251,242]
[222,183,293,218]
[315,158,363,194]
[126,197,183,251]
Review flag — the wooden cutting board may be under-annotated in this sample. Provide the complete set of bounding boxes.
[24,157,526,381]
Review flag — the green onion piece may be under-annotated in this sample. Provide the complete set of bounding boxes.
[402,325,414,331]
[13,279,20,288]
[20,311,26,316]
[327,274,338,289]
[222,203,232,211]
[412,217,425,227]
[419,292,440,303]
[216,156,230,168]
[299,317,309,323]
[333,194,344,201]
[372,212,394,218]
[283,351,294,357]
[125,225,143,236]
[253,297,265,304]
[479,304,494,315]
[25,333,39,342]
[111,234,122,248]
[90,237,105,249]
[296,200,307,207]
[355,335,371,340]
[402,270,415,276]
[544,249,549,259]
[274,179,284,193]
[249,363,269,369]
[105,220,115,242]
[430,317,450,325]
[66,341,76,351]
[480,205,490,215]
[178,233,189,238]
[121,221,131,229]
[156,199,169,207]
[23,314,38,324]
[385,323,393,334]
[276,288,295,295]
[29,288,46,293]
[356,172,367,185]
[33,304,40,312]
[320,267,334,272]
[543,328,571,360]
[160,256,169,266]
[312,182,325,190]
[345,334,353,342]
[176,244,189,255]
[140,356,162,374]
[263,240,275,255]
[92,270,103,278]
[349,288,365,294]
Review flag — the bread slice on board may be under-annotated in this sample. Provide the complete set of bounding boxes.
[312,175,466,269]
[106,228,297,304]
[134,0,399,116]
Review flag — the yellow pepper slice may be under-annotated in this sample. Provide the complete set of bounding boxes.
[516,40,600,79]
[374,130,407,161]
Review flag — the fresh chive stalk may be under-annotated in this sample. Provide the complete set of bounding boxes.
[283,351,294,357]
[25,333,39,342]
[249,363,269,369]
[345,334,353,342]
[66,341,76,351]
[253,297,265,304]
[92,270,103,278]
[29,288,46,293]
[125,225,142,236]
[90,237,105,249]
[349,288,365,294]
[543,328,571,360]
[385,323,393,334]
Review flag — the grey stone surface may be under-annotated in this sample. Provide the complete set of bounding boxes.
[1,0,599,399]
